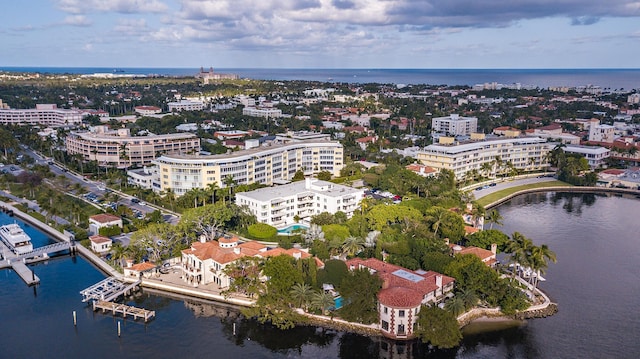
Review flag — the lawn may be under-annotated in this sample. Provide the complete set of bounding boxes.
[477,180,572,207]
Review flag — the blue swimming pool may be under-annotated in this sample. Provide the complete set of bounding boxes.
[277,223,309,235]
[334,296,343,310]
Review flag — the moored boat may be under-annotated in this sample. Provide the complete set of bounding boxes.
[0,223,33,255]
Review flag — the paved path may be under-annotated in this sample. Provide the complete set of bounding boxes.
[468,176,558,200]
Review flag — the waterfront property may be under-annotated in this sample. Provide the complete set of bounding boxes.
[89,235,112,255]
[345,258,455,340]
[416,135,553,181]
[152,139,344,196]
[181,236,320,288]
[450,243,498,267]
[562,144,610,169]
[65,126,200,169]
[235,178,365,228]
[0,103,84,127]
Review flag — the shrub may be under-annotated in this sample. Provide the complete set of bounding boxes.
[248,223,277,239]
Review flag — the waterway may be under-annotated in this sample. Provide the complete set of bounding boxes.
[1,192,639,358]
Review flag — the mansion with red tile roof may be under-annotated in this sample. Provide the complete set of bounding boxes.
[181,236,322,288]
[345,258,455,340]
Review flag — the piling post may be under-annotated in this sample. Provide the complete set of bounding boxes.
[233,322,236,336]
[118,321,121,337]
[73,311,77,326]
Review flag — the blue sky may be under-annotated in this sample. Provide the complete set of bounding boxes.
[1,0,639,68]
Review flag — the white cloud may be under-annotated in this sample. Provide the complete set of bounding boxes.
[63,15,92,27]
[55,0,168,14]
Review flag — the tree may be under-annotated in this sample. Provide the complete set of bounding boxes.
[310,290,335,315]
[485,209,504,230]
[444,296,466,317]
[529,244,557,288]
[262,255,303,298]
[338,268,382,324]
[316,171,332,181]
[506,232,535,280]
[178,203,235,241]
[129,223,179,263]
[292,170,305,182]
[223,256,264,298]
[290,283,314,312]
[206,182,219,204]
[414,305,462,349]
[340,236,365,258]
[366,204,423,231]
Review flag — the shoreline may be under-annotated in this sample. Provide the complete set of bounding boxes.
[2,190,562,338]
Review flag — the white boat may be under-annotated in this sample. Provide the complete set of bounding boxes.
[0,223,33,255]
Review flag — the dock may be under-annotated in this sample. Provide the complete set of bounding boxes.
[92,300,155,322]
[0,235,73,286]
[80,277,141,302]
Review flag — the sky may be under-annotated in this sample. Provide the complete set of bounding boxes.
[1,0,640,69]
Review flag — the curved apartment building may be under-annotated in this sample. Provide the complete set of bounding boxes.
[153,140,343,195]
[66,126,200,168]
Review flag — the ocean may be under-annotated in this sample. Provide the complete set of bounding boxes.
[1,67,639,89]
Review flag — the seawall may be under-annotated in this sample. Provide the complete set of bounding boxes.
[484,186,640,209]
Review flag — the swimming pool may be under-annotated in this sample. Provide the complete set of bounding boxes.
[277,223,309,235]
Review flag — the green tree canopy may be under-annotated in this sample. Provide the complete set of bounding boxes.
[338,268,382,324]
[414,305,462,349]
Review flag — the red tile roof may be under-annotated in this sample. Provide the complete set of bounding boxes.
[89,213,121,224]
[129,262,156,272]
[345,258,454,308]
[89,235,111,244]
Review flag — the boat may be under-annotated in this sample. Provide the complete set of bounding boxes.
[0,223,33,255]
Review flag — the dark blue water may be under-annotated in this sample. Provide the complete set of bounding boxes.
[1,67,639,89]
[1,192,639,358]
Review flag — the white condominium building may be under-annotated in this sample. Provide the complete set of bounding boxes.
[236,178,365,228]
[431,114,478,136]
[416,136,553,180]
[66,126,200,168]
[168,100,205,112]
[153,140,344,196]
[242,106,283,118]
[0,104,84,127]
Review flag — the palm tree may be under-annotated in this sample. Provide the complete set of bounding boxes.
[289,283,314,312]
[426,206,448,238]
[206,182,219,205]
[445,296,466,317]
[529,244,557,288]
[224,175,237,201]
[506,232,535,281]
[311,290,335,316]
[458,288,479,309]
[485,209,504,230]
[341,236,365,258]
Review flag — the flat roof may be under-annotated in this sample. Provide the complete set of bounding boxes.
[236,179,361,202]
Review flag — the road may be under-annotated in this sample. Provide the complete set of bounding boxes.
[470,176,559,200]
[19,147,179,225]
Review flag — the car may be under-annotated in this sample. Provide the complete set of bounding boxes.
[489,183,497,187]
[131,198,140,204]
[475,187,483,191]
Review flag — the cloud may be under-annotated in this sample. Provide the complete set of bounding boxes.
[102,0,640,58]
[55,0,168,14]
[63,15,92,27]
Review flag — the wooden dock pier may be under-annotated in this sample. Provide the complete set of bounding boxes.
[92,300,155,322]
[80,277,141,302]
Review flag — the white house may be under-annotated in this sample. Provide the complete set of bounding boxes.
[562,145,610,168]
[88,214,123,236]
[431,114,478,137]
[89,235,112,254]
[235,178,365,228]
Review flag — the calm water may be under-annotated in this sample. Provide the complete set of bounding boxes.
[1,67,639,89]
[1,192,640,358]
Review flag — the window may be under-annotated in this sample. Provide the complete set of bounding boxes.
[383,306,388,314]
[381,320,389,331]
[397,324,405,334]
[398,310,405,317]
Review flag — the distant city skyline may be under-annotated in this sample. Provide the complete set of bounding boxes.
[1,0,639,69]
